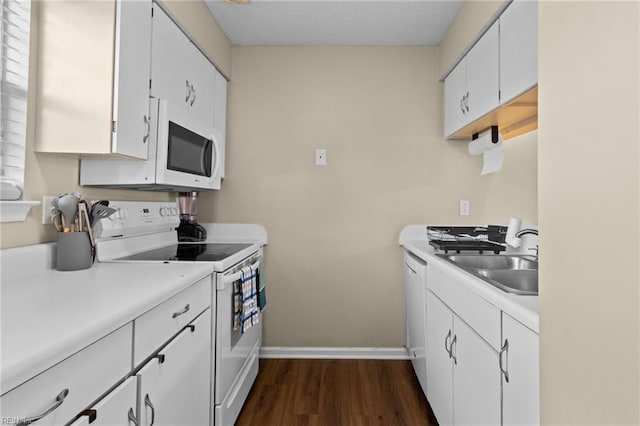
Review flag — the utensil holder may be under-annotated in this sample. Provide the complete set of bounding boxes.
[56,232,92,271]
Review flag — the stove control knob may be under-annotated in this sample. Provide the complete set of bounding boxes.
[171,207,178,216]
[160,208,167,217]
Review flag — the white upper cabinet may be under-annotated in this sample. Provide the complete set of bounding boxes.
[35,0,152,159]
[499,0,538,105]
[151,6,216,127]
[443,1,538,139]
[214,70,228,178]
[443,21,499,138]
[443,59,468,138]
[111,0,153,160]
[465,21,500,123]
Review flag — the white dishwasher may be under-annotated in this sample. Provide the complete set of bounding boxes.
[403,251,428,396]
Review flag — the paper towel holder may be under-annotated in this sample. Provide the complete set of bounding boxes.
[472,125,500,143]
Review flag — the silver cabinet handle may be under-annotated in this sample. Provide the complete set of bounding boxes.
[185,80,191,102]
[465,91,470,112]
[128,407,139,426]
[190,84,196,106]
[450,334,458,365]
[405,262,417,275]
[172,304,190,318]
[444,330,452,358]
[17,389,69,426]
[143,115,150,144]
[499,339,510,383]
[144,394,156,426]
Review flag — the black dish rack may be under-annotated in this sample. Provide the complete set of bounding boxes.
[427,226,507,254]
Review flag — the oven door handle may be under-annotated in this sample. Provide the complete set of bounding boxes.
[218,258,261,290]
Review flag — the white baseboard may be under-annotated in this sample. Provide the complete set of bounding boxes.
[259,346,410,360]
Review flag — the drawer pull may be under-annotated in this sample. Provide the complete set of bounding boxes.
[128,407,139,426]
[145,394,156,426]
[172,304,190,319]
[155,353,166,364]
[186,324,195,332]
[17,388,69,426]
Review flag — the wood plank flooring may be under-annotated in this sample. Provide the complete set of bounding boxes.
[236,359,439,426]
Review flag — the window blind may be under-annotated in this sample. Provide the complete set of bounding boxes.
[0,0,30,201]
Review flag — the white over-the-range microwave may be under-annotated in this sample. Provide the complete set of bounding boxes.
[81,98,223,191]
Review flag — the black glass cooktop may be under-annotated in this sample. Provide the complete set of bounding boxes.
[116,243,252,262]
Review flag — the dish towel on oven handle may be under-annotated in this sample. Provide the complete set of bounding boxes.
[240,265,259,333]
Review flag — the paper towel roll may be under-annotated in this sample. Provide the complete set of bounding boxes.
[468,129,503,155]
[506,217,522,248]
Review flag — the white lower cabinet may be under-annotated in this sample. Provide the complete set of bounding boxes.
[137,309,211,426]
[426,291,500,426]
[69,377,137,426]
[501,313,540,425]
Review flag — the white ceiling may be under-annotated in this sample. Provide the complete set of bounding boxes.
[204,0,465,46]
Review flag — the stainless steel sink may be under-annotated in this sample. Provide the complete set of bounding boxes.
[441,254,538,270]
[476,269,538,295]
[436,254,538,295]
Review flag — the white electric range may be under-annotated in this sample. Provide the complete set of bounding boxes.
[94,201,267,426]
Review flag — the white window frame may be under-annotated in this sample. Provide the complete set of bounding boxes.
[0,0,38,221]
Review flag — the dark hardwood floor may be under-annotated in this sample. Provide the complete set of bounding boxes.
[236,359,439,426]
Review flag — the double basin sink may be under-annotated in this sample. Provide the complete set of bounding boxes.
[437,253,538,295]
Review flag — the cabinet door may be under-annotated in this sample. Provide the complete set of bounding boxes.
[68,377,137,426]
[185,42,216,126]
[499,0,538,105]
[111,0,152,160]
[404,255,427,396]
[452,316,501,425]
[502,314,540,426]
[444,59,468,137]
[466,21,500,123]
[137,309,211,426]
[150,6,190,106]
[214,70,227,178]
[426,292,454,426]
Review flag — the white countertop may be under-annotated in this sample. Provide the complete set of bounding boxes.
[400,227,539,334]
[0,243,214,394]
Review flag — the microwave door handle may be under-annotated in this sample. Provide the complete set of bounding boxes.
[210,135,221,179]
[201,138,213,176]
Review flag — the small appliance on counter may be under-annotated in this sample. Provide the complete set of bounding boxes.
[177,191,207,242]
[427,225,507,254]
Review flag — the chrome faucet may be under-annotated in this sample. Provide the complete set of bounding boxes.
[515,228,538,238]
[515,229,539,260]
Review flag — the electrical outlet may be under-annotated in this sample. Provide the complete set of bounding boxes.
[315,149,327,166]
[42,196,57,224]
[459,200,470,216]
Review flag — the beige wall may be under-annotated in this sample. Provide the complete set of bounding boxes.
[538,2,640,424]
[0,1,229,249]
[438,0,505,77]
[200,46,537,347]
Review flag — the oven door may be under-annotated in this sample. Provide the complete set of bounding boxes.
[215,258,262,406]
[153,99,222,190]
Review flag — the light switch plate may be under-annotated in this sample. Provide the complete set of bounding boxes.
[315,149,327,166]
[459,200,470,216]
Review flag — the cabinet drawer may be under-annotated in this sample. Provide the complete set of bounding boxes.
[427,265,501,350]
[133,277,211,366]
[0,324,132,426]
